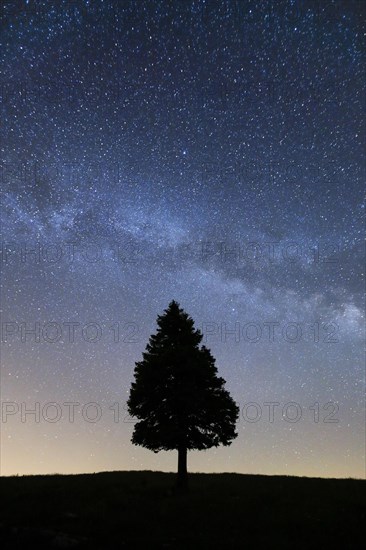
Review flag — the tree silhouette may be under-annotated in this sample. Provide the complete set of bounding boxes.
[127,300,239,489]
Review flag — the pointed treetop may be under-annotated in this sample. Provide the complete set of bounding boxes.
[167,299,181,310]
[154,300,202,348]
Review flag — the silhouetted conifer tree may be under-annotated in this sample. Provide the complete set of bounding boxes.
[128,301,239,489]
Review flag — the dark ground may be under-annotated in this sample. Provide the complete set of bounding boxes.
[0,470,365,549]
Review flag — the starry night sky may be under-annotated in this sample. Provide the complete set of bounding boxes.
[1,0,364,478]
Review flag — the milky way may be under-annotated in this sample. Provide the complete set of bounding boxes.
[1,0,364,478]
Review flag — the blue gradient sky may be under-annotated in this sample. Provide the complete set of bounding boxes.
[0,0,364,478]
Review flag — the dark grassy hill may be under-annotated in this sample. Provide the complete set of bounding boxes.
[0,471,364,549]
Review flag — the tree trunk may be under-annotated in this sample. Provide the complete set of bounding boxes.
[177,445,188,490]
